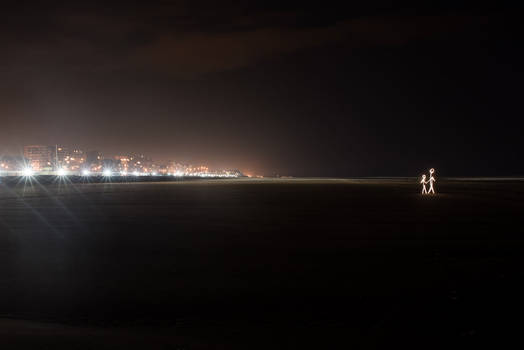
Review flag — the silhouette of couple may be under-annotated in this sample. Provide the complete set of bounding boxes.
[420,168,436,194]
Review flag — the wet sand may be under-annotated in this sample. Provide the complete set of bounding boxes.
[1,178,523,348]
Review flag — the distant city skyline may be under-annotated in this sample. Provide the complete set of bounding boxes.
[1,144,240,171]
[1,143,244,177]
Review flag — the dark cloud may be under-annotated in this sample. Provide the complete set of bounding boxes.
[0,2,509,76]
[131,13,495,75]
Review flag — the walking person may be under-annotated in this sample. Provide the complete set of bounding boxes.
[428,168,436,194]
[420,174,428,194]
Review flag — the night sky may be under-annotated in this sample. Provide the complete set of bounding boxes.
[0,1,522,176]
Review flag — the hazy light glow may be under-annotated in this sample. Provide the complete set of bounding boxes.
[57,168,67,176]
[133,171,140,176]
[82,170,91,176]
[121,171,128,176]
[103,169,112,177]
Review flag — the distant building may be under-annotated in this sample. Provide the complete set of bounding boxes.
[24,145,52,171]
[169,161,188,174]
[52,145,69,169]
[157,164,169,174]
[83,151,101,172]
[122,154,155,173]
[86,150,102,165]
[114,155,131,172]
[0,156,27,173]
[68,149,85,171]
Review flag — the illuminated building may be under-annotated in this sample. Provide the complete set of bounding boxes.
[67,149,86,171]
[134,154,154,173]
[53,145,69,168]
[114,155,131,172]
[24,145,52,171]
[157,164,169,174]
[49,146,86,172]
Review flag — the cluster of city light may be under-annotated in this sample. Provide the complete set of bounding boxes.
[3,165,241,178]
[0,145,244,180]
[198,173,238,178]
[15,169,240,178]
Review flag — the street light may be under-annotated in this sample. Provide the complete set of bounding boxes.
[22,168,34,177]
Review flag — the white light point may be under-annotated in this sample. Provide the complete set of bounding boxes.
[57,168,67,176]
[103,169,112,177]
[22,168,34,177]
[82,170,91,176]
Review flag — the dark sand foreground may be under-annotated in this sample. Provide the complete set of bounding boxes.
[1,178,523,349]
